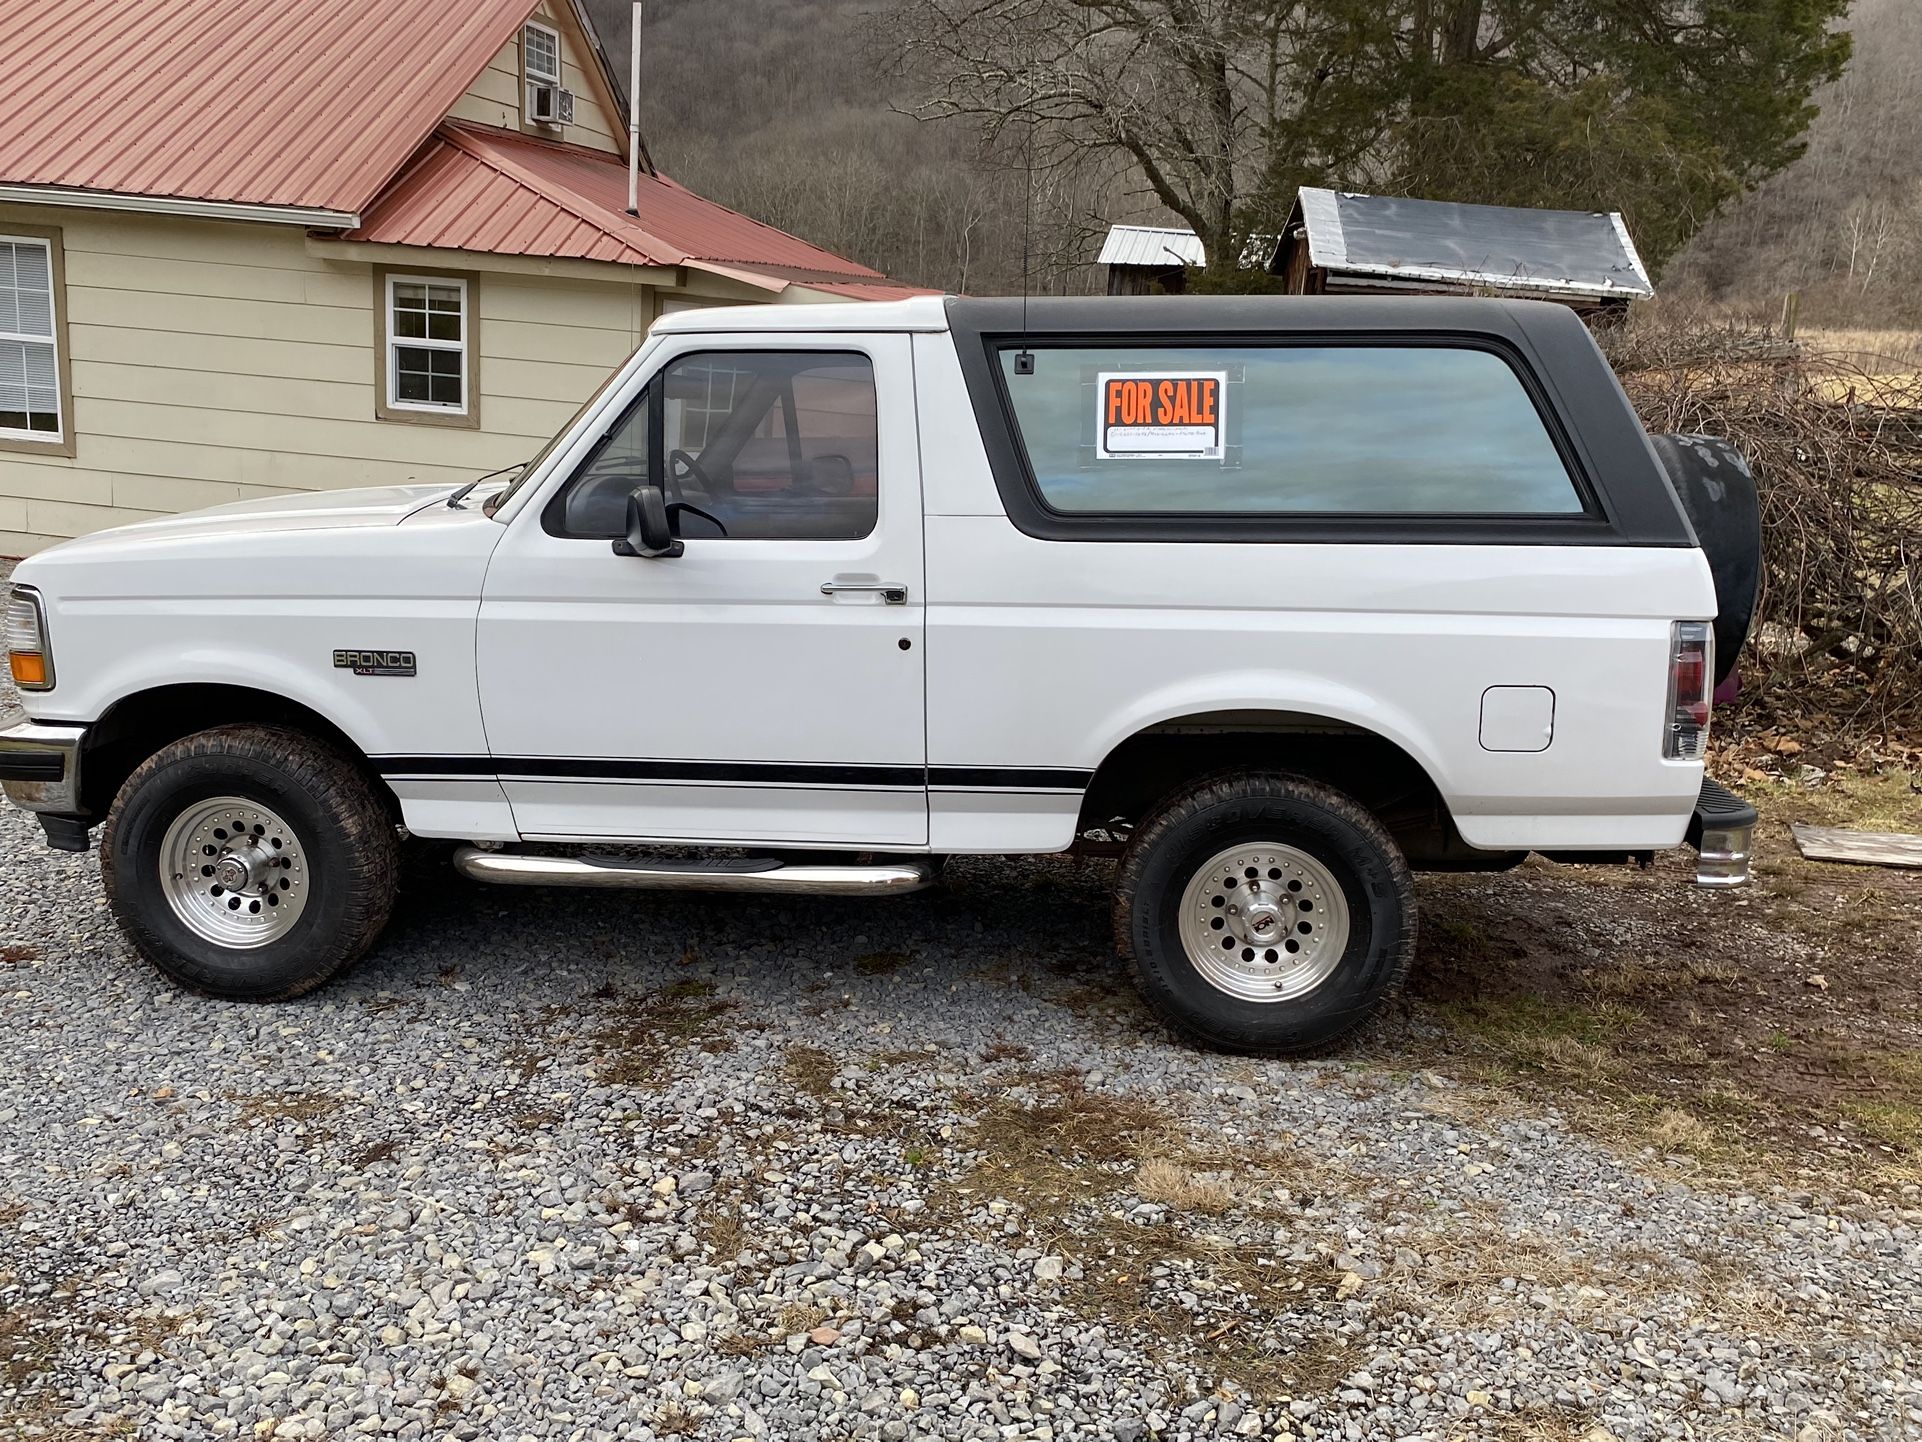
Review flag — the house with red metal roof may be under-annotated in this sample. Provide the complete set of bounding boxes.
[0,0,921,552]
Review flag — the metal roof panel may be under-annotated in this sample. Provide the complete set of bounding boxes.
[1097,225,1208,268]
[1297,187,1654,297]
[351,124,895,287]
[0,0,543,214]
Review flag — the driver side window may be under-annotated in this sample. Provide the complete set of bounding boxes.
[547,350,879,541]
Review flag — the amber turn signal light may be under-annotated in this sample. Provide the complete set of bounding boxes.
[3,586,54,690]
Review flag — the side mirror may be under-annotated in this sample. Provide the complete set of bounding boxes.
[613,486,683,558]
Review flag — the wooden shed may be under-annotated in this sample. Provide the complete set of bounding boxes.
[1097,225,1208,295]
[1274,188,1653,316]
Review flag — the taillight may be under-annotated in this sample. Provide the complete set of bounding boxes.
[1664,621,1713,760]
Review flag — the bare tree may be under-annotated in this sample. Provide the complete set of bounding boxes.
[891,1,1286,263]
[892,0,1851,277]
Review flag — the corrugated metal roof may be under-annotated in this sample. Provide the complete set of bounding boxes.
[1297,187,1653,297]
[353,124,904,292]
[794,278,942,301]
[0,0,544,214]
[1097,225,1207,269]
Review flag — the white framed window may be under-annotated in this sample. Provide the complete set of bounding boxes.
[0,236,63,444]
[523,19,561,115]
[384,275,468,416]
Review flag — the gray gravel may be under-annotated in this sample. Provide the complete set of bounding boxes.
[3,556,1920,1440]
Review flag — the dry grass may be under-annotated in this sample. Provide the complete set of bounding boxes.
[1133,1156,1236,1215]
[952,1076,1356,1395]
[776,1301,825,1336]
[779,1044,837,1098]
[852,950,913,975]
[592,980,739,1086]
[1648,1107,1719,1153]
[1432,996,1643,1082]
[1799,327,1922,376]
[227,1092,340,1125]
[1736,769,1922,833]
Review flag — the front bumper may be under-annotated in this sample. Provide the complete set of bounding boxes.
[0,713,87,816]
[1686,777,1757,887]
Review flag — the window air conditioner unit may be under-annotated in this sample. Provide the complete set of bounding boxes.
[529,84,575,126]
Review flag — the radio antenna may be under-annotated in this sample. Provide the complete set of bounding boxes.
[1013,70,1036,376]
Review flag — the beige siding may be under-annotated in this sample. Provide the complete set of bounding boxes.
[0,207,654,555]
[446,0,624,156]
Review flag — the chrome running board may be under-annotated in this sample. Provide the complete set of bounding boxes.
[452,848,932,896]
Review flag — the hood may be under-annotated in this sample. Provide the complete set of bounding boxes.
[76,484,460,544]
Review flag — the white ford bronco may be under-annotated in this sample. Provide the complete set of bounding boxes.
[1,295,1760,1053]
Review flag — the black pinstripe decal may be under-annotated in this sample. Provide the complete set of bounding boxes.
[375,757,1093,792]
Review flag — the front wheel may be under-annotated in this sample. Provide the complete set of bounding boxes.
[1113,772,1415,1054]
[101,725,400,1000]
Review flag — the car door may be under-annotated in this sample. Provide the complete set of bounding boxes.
[475,333,927,847]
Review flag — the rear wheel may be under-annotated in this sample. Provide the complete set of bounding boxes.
[102,725,399,1000]
[1114,772,1415,1054]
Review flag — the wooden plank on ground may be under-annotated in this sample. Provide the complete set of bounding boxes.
[1791,823,1922,869]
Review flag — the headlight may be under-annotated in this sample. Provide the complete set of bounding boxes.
[4,585,53,691]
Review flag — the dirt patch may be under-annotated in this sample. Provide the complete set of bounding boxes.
[592,980,740,1086]
[950,1074,1350,1396]
[1400,774,1922,1187]
[226,1093,342,1126]
[779,1044,837,1098]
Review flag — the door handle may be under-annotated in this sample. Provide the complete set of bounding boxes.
[821,580,909,605]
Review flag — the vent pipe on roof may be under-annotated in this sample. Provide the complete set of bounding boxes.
[626,2,643,216]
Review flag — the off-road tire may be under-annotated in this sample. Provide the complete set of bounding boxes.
[1114,771,1416,1054]
[101,725,399,1000]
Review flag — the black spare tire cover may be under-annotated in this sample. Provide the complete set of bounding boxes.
[1647,433,1761,683]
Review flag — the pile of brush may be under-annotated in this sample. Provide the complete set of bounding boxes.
[1605,312,1922,742]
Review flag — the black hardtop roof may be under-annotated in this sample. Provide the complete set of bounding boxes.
[944,292,1589,341]
[942,292,1692,549]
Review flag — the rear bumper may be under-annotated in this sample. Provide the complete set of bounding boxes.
[0,714,86,816]
[1686,777,1757,887]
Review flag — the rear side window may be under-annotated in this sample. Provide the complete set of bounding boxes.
[998,344,1584,516]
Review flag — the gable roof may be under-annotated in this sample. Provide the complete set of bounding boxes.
[0,0,554,217]
[351,123,928,297]
[1291,187,1653,298]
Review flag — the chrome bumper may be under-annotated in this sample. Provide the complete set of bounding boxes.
[0,714,86,815]
[1687,778,1757,887]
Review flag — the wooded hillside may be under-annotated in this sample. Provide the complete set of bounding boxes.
[587,0,1922,320]
[1669,0,1922,325]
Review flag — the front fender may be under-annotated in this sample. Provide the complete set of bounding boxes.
[28,598,490,759]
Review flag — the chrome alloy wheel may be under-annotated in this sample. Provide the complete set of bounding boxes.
[159,797,309,949]
[1177,843,1351,1003]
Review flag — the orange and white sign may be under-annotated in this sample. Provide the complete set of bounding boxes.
[1097,371,1227,460]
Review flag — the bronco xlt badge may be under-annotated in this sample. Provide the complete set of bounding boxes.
[333,649,416,678]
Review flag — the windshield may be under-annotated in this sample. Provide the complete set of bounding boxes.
[486,357,635,518]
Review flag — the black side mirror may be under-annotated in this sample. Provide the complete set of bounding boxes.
[613,486,683,558]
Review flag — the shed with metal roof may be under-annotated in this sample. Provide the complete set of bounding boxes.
[1274,188,1653,312]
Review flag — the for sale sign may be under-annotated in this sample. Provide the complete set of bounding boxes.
[1096,371,1227,461]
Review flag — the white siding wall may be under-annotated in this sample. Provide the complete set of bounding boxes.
[0,207,654,554]
[446,0,625,156]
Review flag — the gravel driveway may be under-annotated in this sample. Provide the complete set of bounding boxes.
[3,565,1920,1441]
